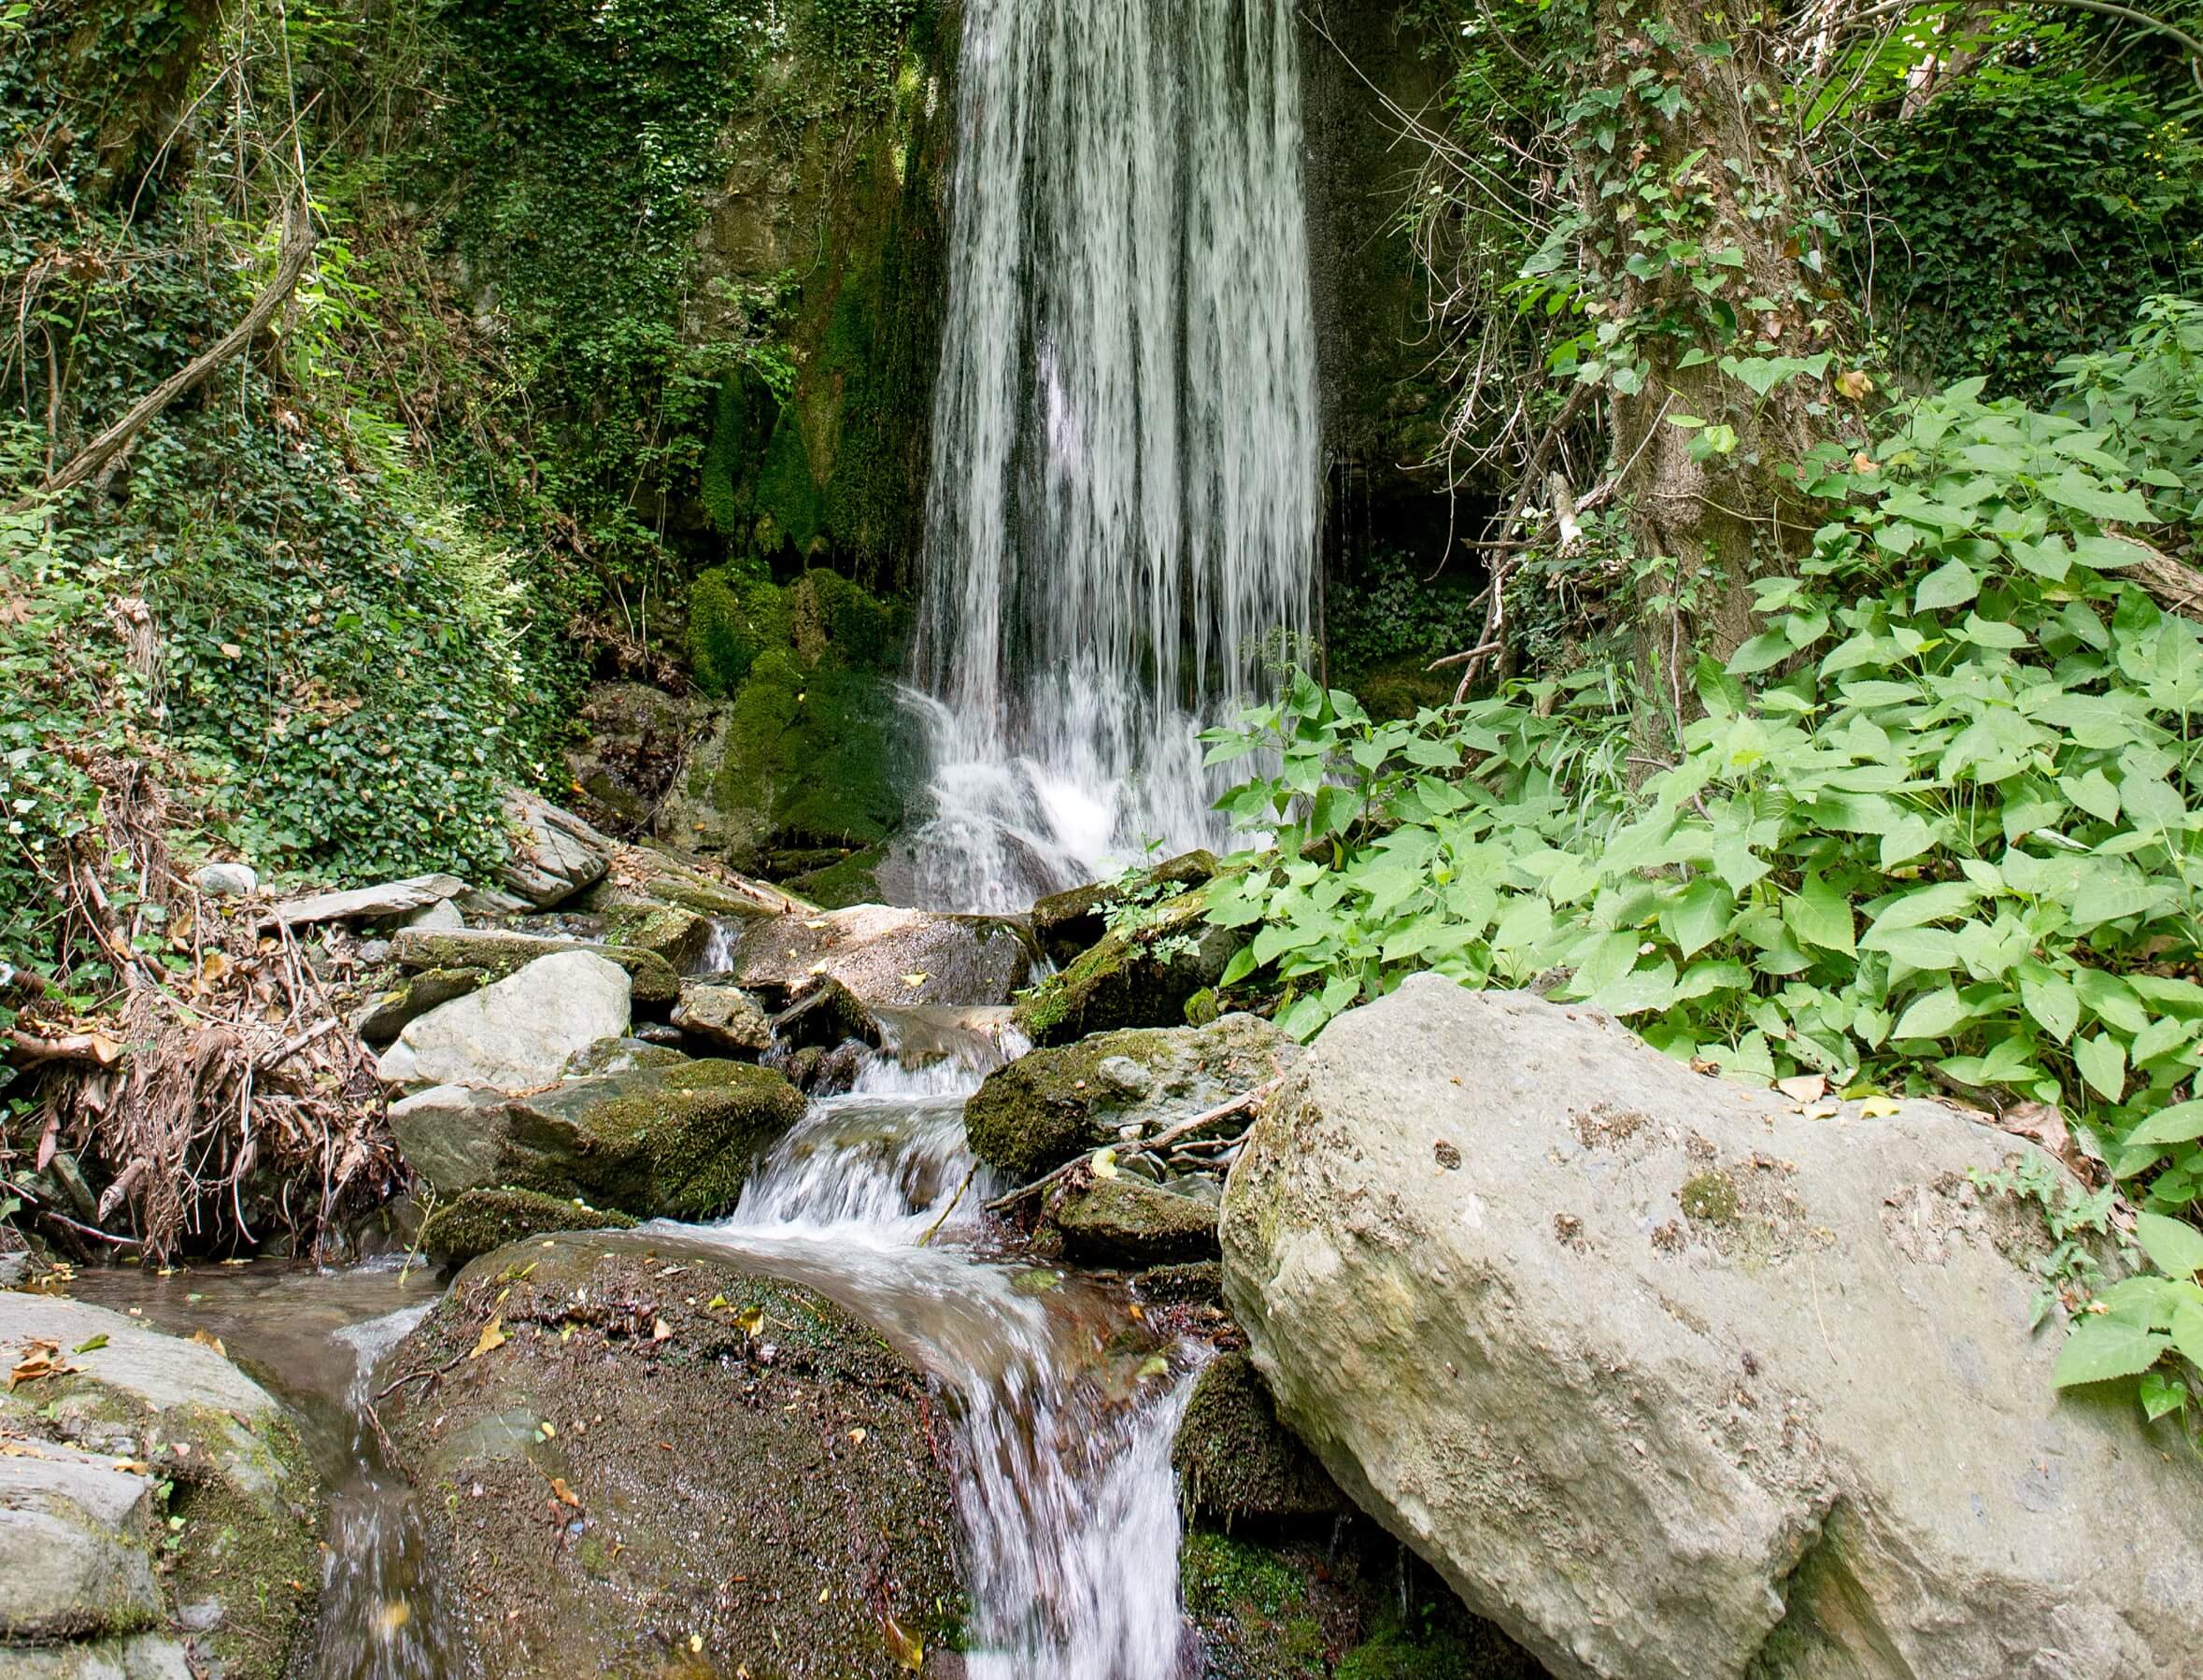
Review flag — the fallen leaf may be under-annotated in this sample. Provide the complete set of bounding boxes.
[1835,368,1875,402]
[1857,1095,1902,1118]
[885,1616,925,1672]
[188,1330,226,1358]
[1090,1148,1119,1180]
[848,1428,866,1445]
[652,1317,674,1342]
[734,1305,764,1337]
[538,1420,557,1439]
[901,973,928,988]
[548,1476,582,1508]
[219,643,242,659]
[71,1333,109,1355]
[470,1317,507,1360]
[1775,1074,1826,1103]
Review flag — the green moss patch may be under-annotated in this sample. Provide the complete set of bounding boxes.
[419,1188,641,1261]
[1172,1354,1343,1524]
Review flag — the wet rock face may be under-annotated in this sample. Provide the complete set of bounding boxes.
[391,1059,805,1232]
[962,1013,1298,1183]
[1012,887,1243,1046]
[671,981,775,1058]
[1221,977,2203,1680]
[1049,1175,1219,1265]
[1170,1354,1343,1526]
[378,1233,965,1679]
[0,1294,319,1679]
[724,904,1034,1008]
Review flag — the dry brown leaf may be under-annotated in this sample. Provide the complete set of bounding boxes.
[189,1330,227,1359]
[470,1317,507,1360]
[548,1476,582,1509]
[1776,1074,1827,1103]
[651,1317,674,1343]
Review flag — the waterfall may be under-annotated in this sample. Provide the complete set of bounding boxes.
[903,0,1320,912]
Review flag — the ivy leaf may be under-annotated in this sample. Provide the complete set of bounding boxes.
[2052,1317,2167,1388]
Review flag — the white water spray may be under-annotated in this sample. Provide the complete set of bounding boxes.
[903,0,1321,911]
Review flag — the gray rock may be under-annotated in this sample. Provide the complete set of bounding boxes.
[1220,977,2203,1680]
[0,1633,196,1677]
[187,862,257,900]
[1030,847,1218,964]
[0,1295,317,1675]
[377,950,632,1092]
[1010,884,1244,1046]
[496,790,613,909]
[390,927,680,1004]
[0,1445,162,1642]
[670,982,774,1058]
[350,966,486,1044]
[723,904,1033,1007]
[962,1013,1296,1182]
[562,1036,689,1077]
[401,896,464,932]
[262,872,466,929]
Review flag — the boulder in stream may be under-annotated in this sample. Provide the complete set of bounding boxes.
[670,980,775,1057]
[377,949,632,1091]
[1030,847,1218,965]
[1012,885,1244,1045]
[1221,976,2203,1680]
[0,1293,319,1679]
[391,1058,804,1233]
[723,904,1033,1007]
[494,790,615,910]
[391,925,682,1004]
[962,1013,1297,1183]
[377,1232,964,1678]
[1049,1175,1219,1265]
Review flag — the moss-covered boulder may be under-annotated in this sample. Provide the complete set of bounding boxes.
[962,1014,1297,1183]
[598,902,712,969]
[350,965,487,1044]
[1180,1523,1542,1680]
[727,904,1034,1008]
[379,1233,965,1679]
[391,927,681,1006]
[0,1294,320,1680]
[1030,848,1219,965]
[391,1060,803,1224]
[1048,1175,1218,1265]
[1013,887,1244,1045]
[417,1188,640,1262]
[1172,1354,1343,1525]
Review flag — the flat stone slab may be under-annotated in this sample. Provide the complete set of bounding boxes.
[0,1435,162,1643]
[262,872,466,929]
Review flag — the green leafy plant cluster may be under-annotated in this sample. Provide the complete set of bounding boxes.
[1203,308,2203,1421]
[1848,78,2203,397]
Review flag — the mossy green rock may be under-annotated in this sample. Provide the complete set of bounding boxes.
[351,965,486,1043]
[1171,1354,1343,1524]
[962,1014,1297,1183]
[391,928,680,1006]
[598,903,711,969]
[1049,1175,1218,1264]
[380,1232,965,1679]
[1013,888,1244,1046]
[1030,848,1219,964]
[393,1061,803,1222]
[418,1188,639,1262]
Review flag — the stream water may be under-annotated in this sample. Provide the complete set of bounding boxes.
[74,1037,1204,1679]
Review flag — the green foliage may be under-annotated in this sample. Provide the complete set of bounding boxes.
[1326,551,1488,687]
[688,568,792,696]
[1204,309,2203,1420]
[1849,79,2203,397]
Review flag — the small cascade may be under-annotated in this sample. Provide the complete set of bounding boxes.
[903,0,1322,911]
[673,1046,1205,1678]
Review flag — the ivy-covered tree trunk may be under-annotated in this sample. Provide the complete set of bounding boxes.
[1562,0,1855,711]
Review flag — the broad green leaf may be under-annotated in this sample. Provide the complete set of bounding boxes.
[1913,559,1980,613]
[1661,879,1734,959]
[2136,1213,2203,1279]
[1784,871,1855,956]
[2173,1303,2203,1369]
[1891,989,1971,1041]
[2130,1100,2203,1147]
[2018,974,2080,1044]
[2074,1032,2127,1102]
[2052,1317,2167,1388]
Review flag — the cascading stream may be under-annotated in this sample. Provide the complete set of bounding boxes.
[902,0,1321,911]
[666,1046,1204,1680]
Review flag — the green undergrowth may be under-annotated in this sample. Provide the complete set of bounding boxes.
[1204,299,2203,1426]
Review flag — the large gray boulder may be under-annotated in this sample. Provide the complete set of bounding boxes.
[377,949,631,1091]
[722,904,1033,1007]
[1220,976,2203,1680]
[496,790,614,909]
[0,1294,318,1678]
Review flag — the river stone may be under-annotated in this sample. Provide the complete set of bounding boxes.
[1171,1353,1343,1525]
[400,895,463,932]
[1050,1175,1219,1264]
[377,950,632,1092]
[1220,976,2203,1680]
[415,1188,639,1262]
[0,1634,197,1678]
[390,926,680,1004]
[0,1445,162,1642]
[1012,886,1244,1045]
[562,1036,689,1077]
[0,1294,318,1678]
[962,1013,1297,1182]
[187,861,257,900]
[350,966,487,1044]
[391,1060,803,1221]
[263,872,466,930]
[377,1232,963,1678]
[496,790,614,909]
[671,980,774,1056]
[724,904,1034,1007]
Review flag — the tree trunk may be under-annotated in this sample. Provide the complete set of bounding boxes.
[1565,0,1853,715]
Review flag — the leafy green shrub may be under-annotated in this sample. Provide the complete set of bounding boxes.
[688,568,790,696]
[1204,334,2203,1421]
